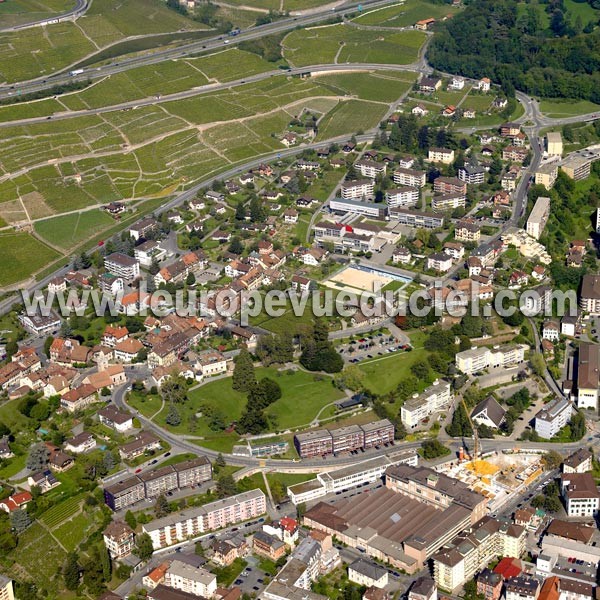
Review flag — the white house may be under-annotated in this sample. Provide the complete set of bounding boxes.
[348,559,388,589]
[542,320,560,342]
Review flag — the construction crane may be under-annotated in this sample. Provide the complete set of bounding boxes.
[461,397,480,463]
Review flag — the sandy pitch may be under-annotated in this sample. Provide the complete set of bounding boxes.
[328,266,394,293]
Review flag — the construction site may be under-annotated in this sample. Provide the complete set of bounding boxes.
[438,449,545,513]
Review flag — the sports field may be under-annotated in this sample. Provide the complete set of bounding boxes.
[283,23,426,67]
[326,265,396,293]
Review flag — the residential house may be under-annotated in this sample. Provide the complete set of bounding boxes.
[104,521,135,559]
[427,253,453,273]
[470,397,506,429]
[535,398,573,439]
[563,448,593,474]
[419,76,442,93]
[60,384,98,412]
[98,406,134,433]
[560,472,600,517]
[348,559,388,589]
[542,320,560,342]
[104,253,140,281]
[253,531,286,561]
[65,432,96,454]
[0,491,32,513]
[428,148,455,164]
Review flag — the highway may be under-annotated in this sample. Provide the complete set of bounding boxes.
[0,0,399,100]
[0,0,88,33]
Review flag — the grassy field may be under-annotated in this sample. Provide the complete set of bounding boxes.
[359,331,435,395]
[354,0,461,27]
[34,209,115,251]
[563,0,599,25]
[540,98,600,118]
[316,71,416,103]
[182,367,344,433]
[316,99,388,140]
[283,24,426,67]
[0,0,206,83]
[0,233,61,287]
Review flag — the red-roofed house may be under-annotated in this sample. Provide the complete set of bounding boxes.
[493,557,522,580]
[0,491,32,513]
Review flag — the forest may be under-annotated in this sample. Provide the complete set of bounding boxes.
[427,0,600,102]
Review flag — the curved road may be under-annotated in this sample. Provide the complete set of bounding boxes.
[0,0,88,33]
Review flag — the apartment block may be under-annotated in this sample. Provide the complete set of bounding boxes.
[535,398,573,439]
[340,179,375,200]
[433,177,467,195]
[561,156,592,181]
[560,473,600,517]
[386,187,419,208]
[428,147,455,164]
[163,560,217,598]
[401,380,451,429]
[526,196,550,239]
[431,193,466,211]
[393,167,427,188]
[579,274,600,316]
[143,489,267,549]
[577,342,600,409]
[104,252,140,281]
[455,344,526,375]
[534,163,558,190]
[103,520,135,559]
[357,160,386,179]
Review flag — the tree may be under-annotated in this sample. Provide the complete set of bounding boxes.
[103,450,115,473]
[26,443,49,471]
[124,510,137,530]
[333,365,366,391]
[165,403,181,426]
[100,544,111,582]
[154,494,170,518]
[185,271,196,286]
[10,509,31,533]
[232,348,256,392]
[542,450,563,470]
[135,533,154,561]
[43,336,54,357]
[410,360,432,382]
[214,453,226,474]
[530,353,546,377]
[216,474,237,498]
[161,374,188,404]
[300,319,343,373]
[228,236,244,255]
[421,440,451,459]
[463,578,484,600]
[446,402,473,438]
[258,377,282,405]
[63,552,80,591]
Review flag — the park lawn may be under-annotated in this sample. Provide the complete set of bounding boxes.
[0,397,32,431]
[316,71,415,103]
[0,233,60,287]
[354,0,461,27]
[316,99,388,141]
[159,452,199,467]
[359,330,434,395]
[34,209,115,251]
[283,24,425,67]
[267,472,313,488]
[0,454,26,480]
[249,298,317,336]
[540,98,600,118]
[185,367,343,434]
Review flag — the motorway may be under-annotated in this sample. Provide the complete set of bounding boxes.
[0,0,399,100]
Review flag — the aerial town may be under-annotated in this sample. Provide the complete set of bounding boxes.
[0,0,600,599]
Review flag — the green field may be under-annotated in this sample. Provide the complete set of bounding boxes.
[354,0,461,27]
[283,24,426,67]
[0,0,74,28]
[359,332,436,395]
[177,367,344,434]
[317,71,415,103]
[0,233,61,287]
[8,522,67,596]
[34,209,115,251]
[316,99,388,140]
[540,98,600,118]
[0,0,206,83]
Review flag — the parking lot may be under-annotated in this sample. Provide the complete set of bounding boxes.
[337,332,411,364]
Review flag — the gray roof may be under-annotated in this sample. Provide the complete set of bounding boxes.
[471,396,506,428]
[349,558,387,581]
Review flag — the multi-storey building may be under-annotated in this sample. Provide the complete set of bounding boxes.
[433,518,526,591]
[389,208,444,229]
[428,147,455,164]
[294,419,395,458]
[329,198,386,219]
[401,380,451,429]
[561,156,592,181]
[431,193,466,211]
[356,160,386,179]
[340,179,375,200]
[535,398,573,439]
[546,132,563,156]
[579,274,600,316]
[386,187,419,208]
[163,560,217,598]
[104,457,212,510]
[577,342,600,409]
[103,520,135,559]
[143,489,267,548]
[534,163,558,190]
[458,163,486,185]
[563,448,593,474]
[104,252,140,281]
[560,473,600,517]
[455,344,526,375]
[0,576,14,600]
[526,196,551,239]
[393,168,427,188]
[455,221,481,242]
[433,177,467,195]
[505,576,540,600]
